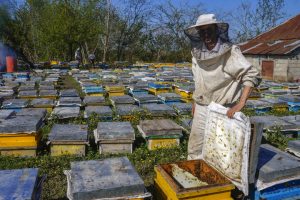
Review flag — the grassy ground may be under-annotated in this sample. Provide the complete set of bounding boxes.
[0,75,298,199]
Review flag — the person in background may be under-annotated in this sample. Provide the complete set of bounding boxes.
[184,14,260,160]
[88,53,96,66]
[75,47,82,67]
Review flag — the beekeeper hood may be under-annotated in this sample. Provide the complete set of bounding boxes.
[184,14,232,60]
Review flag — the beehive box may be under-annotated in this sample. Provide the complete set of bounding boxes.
[18,90,38,99]
[172,102,192,115]
[83,96,106,106]
[84,106,113,120]
[60,89,79,97]
[48,124,88,156]
[2,98,29,112]
[255,144,300,199]
[0,168,40,200]
[133,94,159,105]
[110,95,135,106]
[0,115,44,157]
[245,100,272,114]
[158,93,182,104]
[154,160,235,200]
[39,89,57,99]
[95,122,135,154]
[260,98,288,112]
[57,97,82,107]
[138,119,182,150]
[52,107,80,119]
[65,157,151,200]
[142,103,176,117]
[115,104,143,119]
[39,85,55,90]
[30,98,54,113]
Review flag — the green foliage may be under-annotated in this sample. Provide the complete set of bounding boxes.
[264,126,289,150]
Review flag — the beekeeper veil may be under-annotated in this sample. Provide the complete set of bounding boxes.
[184,14,232,60]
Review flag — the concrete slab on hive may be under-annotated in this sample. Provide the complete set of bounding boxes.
[0,115,43,133]
[31,98,54,107]
[84,106,112,118]
[69,157,145,199]
[0,110,15,119]
[138,119,182,137]
[16,108,47,120]
[0,168,39,200]
[96,122,135,141]
[83,96,105,105]
[53,107,80,119]
[2,99,29,109]
[110,95,135,104]
[172,103,192,115]
[60,89,79,97]
[49,124,88,142]
[142,103,176,116]
[57,97,82,107]
[39,90,57,96]
[257,144,300,183]
[116,105,142,116]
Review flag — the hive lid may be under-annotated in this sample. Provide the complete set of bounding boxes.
[96,122,135,141]
[48,124,88,142]
[83,96,105,104]
[67,157,145,199]
[52,107,80,119]
[256,144,300,191]
[84,106,112,118]
[138,119,182,137]
[202,102,252,195]
[0,168,39,200]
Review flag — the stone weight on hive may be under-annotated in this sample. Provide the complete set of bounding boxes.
[94,122,135,154]
[48,124,88,156]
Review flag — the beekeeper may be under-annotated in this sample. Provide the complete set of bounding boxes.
[184,14,260,160]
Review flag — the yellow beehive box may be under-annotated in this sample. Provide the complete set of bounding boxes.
[147,138,180,150]
[0,146,36,157]
[148,88,171,95]
[108,92,125,97]
[87,93,104,97]
[0,133,39,148]
[50,142,86,156]
[154,159,235,200]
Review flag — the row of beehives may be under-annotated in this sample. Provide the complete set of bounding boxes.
[0,106,190,157]
[0,94,193,118]
[246,94,300,112]
[1,137,300,199]
[0,157,152,200]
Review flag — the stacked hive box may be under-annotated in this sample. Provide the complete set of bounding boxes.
[138,119,182,150]
[65,157,151,199]
[48,124,88,156]
[95,122,135,154]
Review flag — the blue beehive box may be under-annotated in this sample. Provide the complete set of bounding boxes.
[0,168,40,200]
